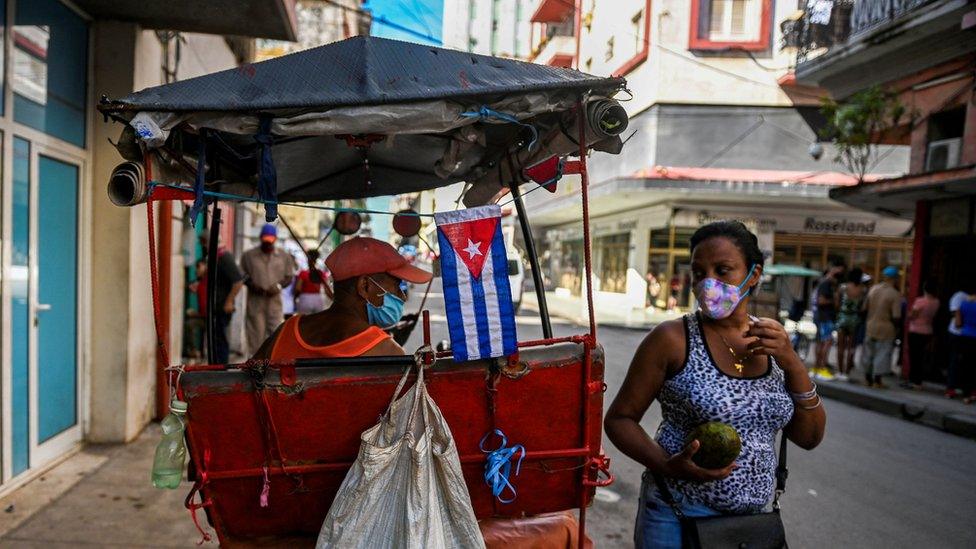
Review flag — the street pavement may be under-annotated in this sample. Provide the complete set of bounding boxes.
[2,281,973,548]
[404,281,976,549]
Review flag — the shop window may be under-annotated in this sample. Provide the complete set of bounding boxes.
[774,244,797,265]
[13,0,88,147]
[647,253,669,308]
[799,244,824,273]
[673,228,696,252]
[595,233,630,294]
[556,239,584,296]
[689,0,771,51]
[650,228,671,248]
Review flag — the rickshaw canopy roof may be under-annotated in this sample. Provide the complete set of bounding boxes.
[101,35,622,113]
[97,35,627,205]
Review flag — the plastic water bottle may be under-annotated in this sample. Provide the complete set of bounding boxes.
[152,399,188,489]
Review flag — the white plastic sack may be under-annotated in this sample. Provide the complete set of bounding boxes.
[317,363,485,549]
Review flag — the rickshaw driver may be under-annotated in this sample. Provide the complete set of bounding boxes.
[252,237,433,360]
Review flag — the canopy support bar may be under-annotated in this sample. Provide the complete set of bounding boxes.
[508,176,552,339]
[206,206,222,364]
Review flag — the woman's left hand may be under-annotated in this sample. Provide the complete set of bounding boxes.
[745,318,800,368]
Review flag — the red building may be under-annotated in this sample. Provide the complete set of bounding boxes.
[795,0,976,383]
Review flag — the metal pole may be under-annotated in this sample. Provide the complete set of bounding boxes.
[509,178,553,339]
[206,205,222,364]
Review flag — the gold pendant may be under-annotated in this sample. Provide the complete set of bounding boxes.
[734,362,744,374]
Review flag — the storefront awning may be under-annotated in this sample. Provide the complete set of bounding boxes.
[75,0,298,40]
[829,165,976,219]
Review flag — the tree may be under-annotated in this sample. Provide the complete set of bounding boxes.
[820,86,908,182]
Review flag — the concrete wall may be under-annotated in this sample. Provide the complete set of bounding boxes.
[88,23,244,442]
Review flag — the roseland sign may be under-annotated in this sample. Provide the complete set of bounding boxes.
[678,209,909,237]
[802,217,876,235]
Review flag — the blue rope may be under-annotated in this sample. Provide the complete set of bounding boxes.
[479,429,525,504]
[460,106,539,151]
[255,114,278,222]
[188,129,208,227]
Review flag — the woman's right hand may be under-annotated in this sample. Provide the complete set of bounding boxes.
[663,440,736,482]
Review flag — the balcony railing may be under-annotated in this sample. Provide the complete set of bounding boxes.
[852,0,937,36]
[790,0,855,64]
[791,0,939,65]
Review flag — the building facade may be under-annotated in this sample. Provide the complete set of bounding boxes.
[443,0,534,58]
[522,0,912,317]
[795,0,976,383]
[0,0,296,496]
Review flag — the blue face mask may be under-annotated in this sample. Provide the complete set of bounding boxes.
[365,277,405,328]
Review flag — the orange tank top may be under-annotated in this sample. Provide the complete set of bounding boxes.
[270,315,391,360]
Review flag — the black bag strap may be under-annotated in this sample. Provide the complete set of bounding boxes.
[651,435,789,518]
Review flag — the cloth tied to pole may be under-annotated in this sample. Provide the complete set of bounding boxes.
[255,115,279,222]
[480,429,526,504]
[460,106,539,151]
[188,129,208,226]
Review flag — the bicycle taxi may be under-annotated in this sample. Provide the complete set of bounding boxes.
[99,35,631,547]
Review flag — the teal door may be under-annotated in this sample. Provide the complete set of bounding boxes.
[36,155,79,443]
[9,141,81,479]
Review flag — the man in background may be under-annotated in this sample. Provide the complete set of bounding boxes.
[241,224,296,355]
[861,266,903,388]
[813,260,845,380]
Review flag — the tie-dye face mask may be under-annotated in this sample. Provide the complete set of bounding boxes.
[693,265,757,319]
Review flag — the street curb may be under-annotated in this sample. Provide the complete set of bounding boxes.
[818,381,976,439]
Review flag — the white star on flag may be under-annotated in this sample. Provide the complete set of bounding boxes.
[463,239,483,259]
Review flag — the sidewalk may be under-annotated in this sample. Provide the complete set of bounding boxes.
[526,290,976,439]
[523,290,679,329]
[0,424,200,548]
[817,379,976,438]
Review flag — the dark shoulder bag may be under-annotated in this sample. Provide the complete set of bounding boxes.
[652,436,789,549]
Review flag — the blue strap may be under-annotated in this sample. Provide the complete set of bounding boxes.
[188,129,208,227]
[254,115,278,222]
[460,106,539,151]
[479,429,526,504]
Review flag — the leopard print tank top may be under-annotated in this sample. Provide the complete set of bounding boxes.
[654,313,795,513]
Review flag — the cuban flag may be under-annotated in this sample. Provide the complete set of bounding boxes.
[435,205,518,362]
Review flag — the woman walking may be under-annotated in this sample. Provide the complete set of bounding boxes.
[605,220,826,548]
[294,250,334,314]
[836,268,866,382]
[905,281,940,389]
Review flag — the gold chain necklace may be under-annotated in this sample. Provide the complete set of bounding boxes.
[717,332,750,375]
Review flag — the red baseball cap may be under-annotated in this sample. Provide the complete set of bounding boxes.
[326,237,432,284]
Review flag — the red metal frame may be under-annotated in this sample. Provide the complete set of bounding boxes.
[142,103,609,547]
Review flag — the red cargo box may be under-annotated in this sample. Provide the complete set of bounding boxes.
[179,341,606,546]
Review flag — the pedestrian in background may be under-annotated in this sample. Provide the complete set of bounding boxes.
[952,286,976,404]
[835,267,866,382]
[945,286,970,398]
[813,260,845,380]
[904,281,940,389]
[605,220,824,549]
[646,270,661,310]
[295,249,334,314]
[199,232,244,364]
[861,266,902,388]
[241,224,297,355]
